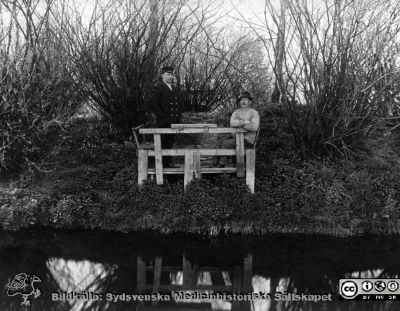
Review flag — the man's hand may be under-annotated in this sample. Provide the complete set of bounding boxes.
[235,120,247,127]
[239,118,250,126]
[145,113,157,126]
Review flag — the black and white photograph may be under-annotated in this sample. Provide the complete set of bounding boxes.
[1,0,400,310]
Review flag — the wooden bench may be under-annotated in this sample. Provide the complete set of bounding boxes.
[136,126,256,193]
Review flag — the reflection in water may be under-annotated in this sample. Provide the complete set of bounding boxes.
[140,256,244,310]
[46,258,117,311]
[1,231,400,311]
[169,270,231,310]
[348,269,384,278]
[252,276,271,311]
[170,271,214,286]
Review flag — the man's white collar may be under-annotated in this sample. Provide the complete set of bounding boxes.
[163,81,172,90]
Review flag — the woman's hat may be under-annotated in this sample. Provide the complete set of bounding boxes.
[238,91,253,101]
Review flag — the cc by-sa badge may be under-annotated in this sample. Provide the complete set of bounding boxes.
[340,281,358,299]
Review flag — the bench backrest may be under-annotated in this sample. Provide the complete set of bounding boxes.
[132,124,143,149]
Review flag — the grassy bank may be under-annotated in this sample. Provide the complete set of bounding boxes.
[1,114,400,236]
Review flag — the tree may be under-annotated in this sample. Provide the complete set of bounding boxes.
[271,0,287,103]
[0,0,84,172]
[242,0,400,157]
[56,0,217,135]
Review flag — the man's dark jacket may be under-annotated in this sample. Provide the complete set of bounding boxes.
[147,82,182,127]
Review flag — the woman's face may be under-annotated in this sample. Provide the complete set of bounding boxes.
[240,98,251,108]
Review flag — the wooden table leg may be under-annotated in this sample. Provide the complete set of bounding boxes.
[137,256,146,293]
[152,256,162,306]
[193,151,201,179]
[182,255,192,290]
[232,265,242,310]
[246,149,256,193]
[243,254,253,292]
[236,133,245,177]
[154,134,163,185]
[138,149,148,185]
[184,152,194,189]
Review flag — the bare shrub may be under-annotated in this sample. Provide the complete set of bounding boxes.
[247,0,400,157]
[0,0,84,172]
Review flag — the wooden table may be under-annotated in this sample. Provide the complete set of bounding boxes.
[137,126,256,193]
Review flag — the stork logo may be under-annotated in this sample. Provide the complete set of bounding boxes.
[6,273,41,306]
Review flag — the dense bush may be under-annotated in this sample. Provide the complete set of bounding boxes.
[3,156,400,236]
[47,118,130,167]
[182,177,252,230]
[0,188,44,230]
[49,194,103,229]
[103,176,253,234]
[254,158,400,235]
[0,49,84,173]
[32,118,138,198]
[2,116,400,236]
[111,164,138,194]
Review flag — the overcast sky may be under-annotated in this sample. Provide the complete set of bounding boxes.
[0,0,268,32]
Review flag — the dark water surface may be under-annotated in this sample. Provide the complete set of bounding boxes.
[1,229,399,310]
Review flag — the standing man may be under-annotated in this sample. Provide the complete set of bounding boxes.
[147,65,182,167]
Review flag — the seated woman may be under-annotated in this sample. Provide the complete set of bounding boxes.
[217,91,260,167]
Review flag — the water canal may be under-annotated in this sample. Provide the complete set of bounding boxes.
[1,229,399,310]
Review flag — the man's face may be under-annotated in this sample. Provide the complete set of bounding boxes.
[162,72,174,84]
[240,97,251,108]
